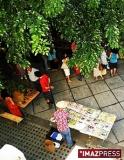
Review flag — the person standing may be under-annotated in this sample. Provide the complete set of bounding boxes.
[48,48,58,70]
[53,101,74,148]
[36,72,54,107]
[100,49,108,69]
[109,51,118,76]
[61,54,72,83]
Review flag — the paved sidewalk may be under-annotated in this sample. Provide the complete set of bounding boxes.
[26,60,124,147]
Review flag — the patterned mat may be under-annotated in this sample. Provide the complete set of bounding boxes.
[0,118,71,160]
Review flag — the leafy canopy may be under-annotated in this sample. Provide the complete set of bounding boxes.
[53,0,124,76]
[0,0,124,81]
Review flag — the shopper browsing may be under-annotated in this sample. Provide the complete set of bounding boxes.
[53,101,74,148]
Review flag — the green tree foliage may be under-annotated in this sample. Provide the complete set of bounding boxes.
[53,0,124,76]
[0,0,67,68]
[0,0,124,80]
[0,0,67,90]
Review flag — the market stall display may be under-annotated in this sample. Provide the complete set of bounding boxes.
[57,101,116,140]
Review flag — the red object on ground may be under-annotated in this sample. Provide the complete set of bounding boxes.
[39,74,50,93]
[5,97,22,117]
[73,66,80,75]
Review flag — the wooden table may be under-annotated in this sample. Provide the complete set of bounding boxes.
[19,90,40,114]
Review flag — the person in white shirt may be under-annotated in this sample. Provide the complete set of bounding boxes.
[27,67,39,82]
[100,50,108,69]
[27,67,41,91]
[0,144,26,160]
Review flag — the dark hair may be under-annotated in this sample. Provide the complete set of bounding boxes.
[111,48,119,54]
[34,71,42,77]
[1,89,10,99]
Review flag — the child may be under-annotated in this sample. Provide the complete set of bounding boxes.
[93,63,106,80]
[61,54,72,82]
[108,51,118,76]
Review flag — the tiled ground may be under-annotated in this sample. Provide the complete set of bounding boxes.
[0,118,71,160]
[25,60,124,147]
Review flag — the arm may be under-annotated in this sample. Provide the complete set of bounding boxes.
[45,77,54,90]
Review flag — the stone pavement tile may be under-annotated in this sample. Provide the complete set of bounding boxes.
[76,96,99,110]
[118,60,124,75]
[113,119,124,142]
[95,91,117,108]
[107,130,118,144]
[23,104,34,115]
[105,76,124,89]
[35,108,55,121]
[120,74,124,81]
[118,69,124,75]
[120,101,124,109]
[85,76,96,84]
[88,81,109,94]
[118,141,124,147]
[50,69,65,82]
[71,85,92,100]
[34,97,50,114]
[68,77,86,88]
[102,103,124,121]
[53,90,74,103]
[52,79,69,93]
[104,72,111,79]
[112,87,124,102]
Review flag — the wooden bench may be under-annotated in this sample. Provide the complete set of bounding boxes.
[0,112,23,124]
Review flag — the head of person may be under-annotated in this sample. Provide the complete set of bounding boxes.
[106,49,111,56]
[27,67,32,72]
[34,71,43,77]
[35,71,49,77]
[112,48,119,54]
[56,101,66,110]
[63,53,68,59]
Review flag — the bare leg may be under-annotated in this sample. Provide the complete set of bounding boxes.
[113,68,117,76]
[67,76,72,82]
[101,75,104,79]
[95,76,98,80]
[46,99,50,104]
[110,69,113,77]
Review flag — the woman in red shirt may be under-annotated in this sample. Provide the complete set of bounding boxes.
[35,72,54,107]
[1,89,23,117]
